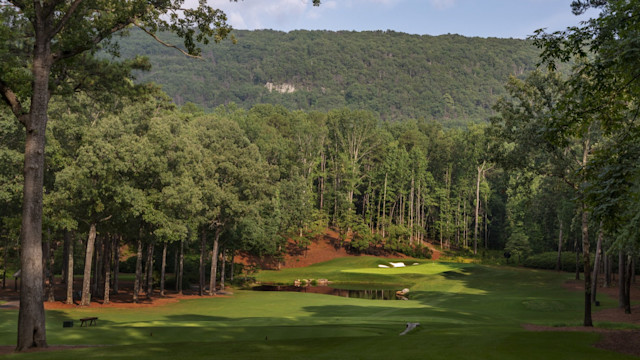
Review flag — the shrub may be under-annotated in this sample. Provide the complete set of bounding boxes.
[523,252,593,273]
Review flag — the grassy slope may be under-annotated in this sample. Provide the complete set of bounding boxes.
[0,258,634,359]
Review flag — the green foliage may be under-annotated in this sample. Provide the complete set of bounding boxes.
[505,226,532,262]
[116,29,541,125]
[523,252,592,273]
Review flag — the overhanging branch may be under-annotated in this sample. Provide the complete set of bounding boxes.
[134,21,202,59]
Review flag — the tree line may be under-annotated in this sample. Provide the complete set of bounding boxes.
[1,0,640,352]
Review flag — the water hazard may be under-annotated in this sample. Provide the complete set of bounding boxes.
[252,285,409,300]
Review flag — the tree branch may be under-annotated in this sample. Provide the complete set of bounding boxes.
[133,21,202,59]
[50,0,85,40]
[52,20,131,61]
[0,78,26,125]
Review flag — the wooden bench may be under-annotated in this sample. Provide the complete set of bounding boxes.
[79,317,98,327]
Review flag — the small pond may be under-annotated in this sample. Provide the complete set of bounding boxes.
[252,285,409,300]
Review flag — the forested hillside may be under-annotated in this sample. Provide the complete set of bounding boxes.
[116,29,540,126]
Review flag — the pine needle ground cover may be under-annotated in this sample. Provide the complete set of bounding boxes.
[0,258,633,359]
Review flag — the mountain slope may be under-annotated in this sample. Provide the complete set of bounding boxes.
[117,29,541,126]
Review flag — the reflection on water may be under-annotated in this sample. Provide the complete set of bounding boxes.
[252,285,408,300]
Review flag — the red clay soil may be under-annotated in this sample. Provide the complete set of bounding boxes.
[237,228,439,270]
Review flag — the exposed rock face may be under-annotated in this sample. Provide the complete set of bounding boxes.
[265,82,296,93]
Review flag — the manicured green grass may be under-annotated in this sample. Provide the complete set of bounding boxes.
[0,258,635,359]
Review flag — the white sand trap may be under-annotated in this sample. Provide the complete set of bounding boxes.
[389,262,406,267]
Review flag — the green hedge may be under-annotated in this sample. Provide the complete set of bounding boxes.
[523,252,593,273]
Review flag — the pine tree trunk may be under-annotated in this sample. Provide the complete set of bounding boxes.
[230,250,235,282]
[555,221,564,271]
[81,224,97,306]
[581,205,592,327]
[209,228,221,296]
[142,242,149,294]
[133,238,143,304]
[575,238,580,280]
[624,255,632,314]
[590,225,603,304]
[92,237,101,298]
[619,251,626,309]
[61,231,68,285]
[603,252,611,288]
[2,242,7,289]
[382,172,387,238]
[103,237,111,304]
[146,241,154,296]
[177,240,184,294]
[65,231,74,305]
[113,236,119,294]
[474,163,484,255]
[220,248,226,291]
[319,152,325,210]
[199,229,206,296]
[173,247,178,286]
[160,242,167,296]
[409,176,414,245]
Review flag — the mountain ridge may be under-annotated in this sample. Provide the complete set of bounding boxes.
[116,29,541,126]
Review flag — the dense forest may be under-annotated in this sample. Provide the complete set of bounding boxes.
[116,29,541,126]
[1,1,640,350]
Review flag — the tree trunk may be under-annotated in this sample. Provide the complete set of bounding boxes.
[44,231,55,302]
[580,205,592,327]
[409,176,414,244]
[230,250,235,282]
[16,9,53,349]
[145,241,154,296]
[103,236,111,304]
[160,242,167,296]
[142,242,149,294]
[575,237,580,280]
[590,224,603,304]
[555,221,563,271]
[209,228,221,296]
[173,246,178,286]
[92,237,101,298]
[474,162,484,255]
[133,238,143,304]
[199,229,206,296]
[2,241,7,289]
[81,224,97,307]
[220,248,226,291]
[61,231,68,285]
[319,152,325,210]
[603,252,611,288]
[65,231,74,305]
[113,236,119,294]
[382,172,387,238]
[624,255,632,314]
[177,240,184,294]
[619,251,626,309]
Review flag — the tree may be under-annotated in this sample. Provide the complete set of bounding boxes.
[492,70,601,326]
[0,0,319,350]
[533,0,640,316]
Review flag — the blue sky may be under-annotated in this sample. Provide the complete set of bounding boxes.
[201,0,600,39]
